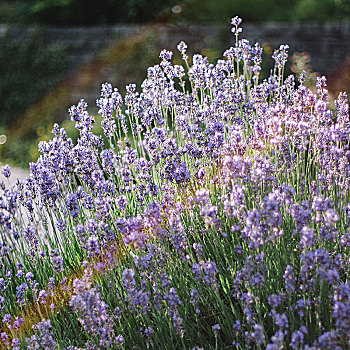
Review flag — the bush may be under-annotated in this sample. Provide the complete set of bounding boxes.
[0,30,67,126]
[178,0,350,23]
[21,0,177,24]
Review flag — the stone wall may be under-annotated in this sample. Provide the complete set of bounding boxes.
[154,23,350,76]
[1,23,349,75]
[242,22,350,75]
[0,25,137,73]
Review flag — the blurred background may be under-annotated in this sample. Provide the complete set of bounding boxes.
[0,0,350,169]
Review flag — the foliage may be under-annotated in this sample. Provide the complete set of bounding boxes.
[178,0,350,23]
[1,0,350,25]
[0,30,67,126]
[19,0,177,24]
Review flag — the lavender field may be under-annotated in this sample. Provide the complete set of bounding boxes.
[0,17,349,349]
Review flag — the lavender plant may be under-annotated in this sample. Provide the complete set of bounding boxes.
[0,16,349,349]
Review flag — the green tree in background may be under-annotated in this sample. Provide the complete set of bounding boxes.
[0,30,67,126]
[20,0,176,24]
[178,0,350,23]
[1,0,349,24]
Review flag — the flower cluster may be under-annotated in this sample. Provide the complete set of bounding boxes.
[69,270,117,348]
[0,16,349,349]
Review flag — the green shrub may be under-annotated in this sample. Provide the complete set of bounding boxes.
[21,0,177,24]
[179,0,350,23]
[0,30,68,126]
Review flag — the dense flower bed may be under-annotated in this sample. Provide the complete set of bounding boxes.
[0,17,349,349]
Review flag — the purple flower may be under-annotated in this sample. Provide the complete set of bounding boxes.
[272,45,289,69]
[28,319,58,349]
[174,162,191,183]
[144,326,154,338]
[266,331,284,350]
[290,326,307,349]
[172,314,185,336]
[164,287,182,309]
[212,324,221,335]
[16,282,28,306]
[1,331,8,342]
[283,265,296,294]
[245,324,265,346]
[2,314,11,324]
[13,317,24,330]
[326,269,339,284]
[11,338,20,350]
[273,313,289,330]
[159,49,173,61]
[86,236,101,257]
[268,293,284,308]
[193,243,204,260]
[66,192,79,219]
[192,263,202,280]
[116,195,127,211]
[38,290,47,304]
[49,249,64,274]
[300,226,315,250]
[231,16,243,35]
[70,272,116,348]
[56,219,66,232]
[316,330,341,349]
[190,288,199,305]
[202,261,218,288]
[232,320,241,335]
[1,164,11,178]
[294,299,311,318]
[123,268,136,289]
[324,208,339,227]
[116,335,124,346]
[177,41,187,56]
